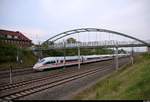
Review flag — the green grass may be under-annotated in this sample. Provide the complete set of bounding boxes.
[74,53,150,100]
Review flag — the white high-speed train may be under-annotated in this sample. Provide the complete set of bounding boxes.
[33,54,129,71]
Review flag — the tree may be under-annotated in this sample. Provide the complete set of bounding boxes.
[119,49,126,54]
[66,37,77,43]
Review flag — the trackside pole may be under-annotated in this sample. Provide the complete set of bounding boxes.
[112,41,115,67]
[130,55,134,65]
[10,65,13,84]
[78,42,80,69]
[131,47,134,65]
[113,47,115,67]
[115,46,119,70]
[63,40,66,69]
[148,46,150,54]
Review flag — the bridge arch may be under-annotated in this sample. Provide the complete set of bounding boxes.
[42,28,149,46]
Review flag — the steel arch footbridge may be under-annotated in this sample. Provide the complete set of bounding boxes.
[41,28,150,52]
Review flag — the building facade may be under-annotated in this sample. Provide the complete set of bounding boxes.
[0,29,32,48]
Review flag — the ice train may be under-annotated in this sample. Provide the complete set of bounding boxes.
[33,54,129,71]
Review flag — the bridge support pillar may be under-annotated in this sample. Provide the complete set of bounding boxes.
[63,40,66,69]
[115,46,119,71]
[147,46,150,54]
[130,47,134,65]
[78,43,80,69]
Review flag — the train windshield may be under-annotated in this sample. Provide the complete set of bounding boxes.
[38,59,45,63]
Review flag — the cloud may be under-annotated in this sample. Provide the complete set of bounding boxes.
[0,0,149,44]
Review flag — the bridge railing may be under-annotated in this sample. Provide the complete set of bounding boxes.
[47,40,145,49]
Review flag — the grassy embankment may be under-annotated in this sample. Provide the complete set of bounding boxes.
[74,53,150,100]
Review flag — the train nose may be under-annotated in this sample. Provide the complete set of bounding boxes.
[33,64,37,69]
[33,63,42,70]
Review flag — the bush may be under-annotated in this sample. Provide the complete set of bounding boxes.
[0,45,18,63]
[41,47,114,57]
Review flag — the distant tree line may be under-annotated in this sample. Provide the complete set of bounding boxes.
[41,37,127,57]
[0,45,37,64]
[0,45,18,63]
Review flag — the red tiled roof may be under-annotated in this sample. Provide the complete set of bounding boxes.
[0,29,31,41]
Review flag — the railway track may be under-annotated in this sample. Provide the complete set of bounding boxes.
[0,58,111,79]
[0,57,115,87]
[0,62,111,91]
[0,58,130,101]
[0,58,115,90]
[0,67,33,79]
[0,58,114,90]
[0,56,128,80]
[0,64,114,101]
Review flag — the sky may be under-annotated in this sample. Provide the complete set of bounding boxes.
[0,0,150,46]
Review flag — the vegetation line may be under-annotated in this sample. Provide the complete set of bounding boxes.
[74,53,150,100]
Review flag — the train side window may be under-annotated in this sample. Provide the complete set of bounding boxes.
[44,61,51,64]
[51,61,55,64]
[60,60,64,63]
[44,61,55,65]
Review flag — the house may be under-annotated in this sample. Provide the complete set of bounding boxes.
[0,29,32,48]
